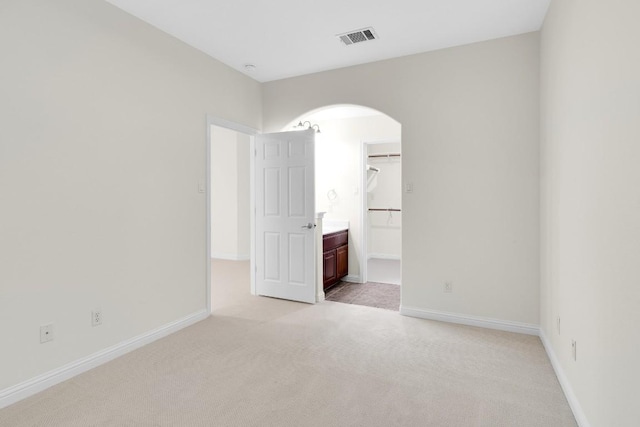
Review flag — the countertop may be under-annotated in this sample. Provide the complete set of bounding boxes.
[322,219,349,236]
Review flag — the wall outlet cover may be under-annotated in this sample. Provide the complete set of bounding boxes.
[92,310,103,327]
[40,324,54,343]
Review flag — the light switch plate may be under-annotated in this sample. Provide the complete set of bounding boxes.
[405,182,414,193]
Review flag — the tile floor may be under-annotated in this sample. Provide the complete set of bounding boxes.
[325,281,400,311]
[325,257,401,311]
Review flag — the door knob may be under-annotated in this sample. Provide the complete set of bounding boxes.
[301,223,315,229]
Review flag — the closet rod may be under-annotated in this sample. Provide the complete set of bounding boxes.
[368,153,401,158]
[368,208,401,212]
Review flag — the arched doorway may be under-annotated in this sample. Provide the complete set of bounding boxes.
[285,105,403,311]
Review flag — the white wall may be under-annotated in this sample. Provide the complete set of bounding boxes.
[263,32,540,326]
[236,133,251,258]
[312,114,400,280]
[210,126,250,260]
[540,1,640,426]
[367,142,402,259]
[0,0,260,393]
[211,126,239,257]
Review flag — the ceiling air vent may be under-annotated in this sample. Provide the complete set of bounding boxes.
[337,27,378,46]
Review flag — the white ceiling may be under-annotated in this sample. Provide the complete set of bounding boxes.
[105,0,551,82]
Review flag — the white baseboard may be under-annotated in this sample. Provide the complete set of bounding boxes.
[367,253,401,261]
[211,253,250,261]
[539,330,591,427]
[400,306,539,336]
[0,309,209,410]
[342,275,361,283]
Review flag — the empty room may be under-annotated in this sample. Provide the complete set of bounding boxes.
[1,1,638,426]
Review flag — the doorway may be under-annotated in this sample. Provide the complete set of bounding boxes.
[364,141,402,286]
[207,119,256,312]
[285,105,402,311]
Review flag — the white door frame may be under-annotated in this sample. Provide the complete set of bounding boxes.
[360,138,402,286]
[206,115,259,315]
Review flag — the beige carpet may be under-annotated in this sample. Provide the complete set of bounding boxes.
[0,260,577,426]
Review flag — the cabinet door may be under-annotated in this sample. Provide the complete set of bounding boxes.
[336,245,348,279]
[323,250,337,289]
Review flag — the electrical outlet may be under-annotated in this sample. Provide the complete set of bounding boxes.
[92,310,102,327]
[40,324,54,343]
[444,281,453,293]
[571,340,577,361]
[557,316,561,335]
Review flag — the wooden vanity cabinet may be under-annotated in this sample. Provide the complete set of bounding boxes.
[323,229,348,291]
[323,251,337,287]
[336,245,348,279]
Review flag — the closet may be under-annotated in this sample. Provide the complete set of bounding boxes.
[366,144,401,285]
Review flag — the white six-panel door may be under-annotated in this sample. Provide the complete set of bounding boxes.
[255,130,316,303]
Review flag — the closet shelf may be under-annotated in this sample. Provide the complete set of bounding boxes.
[368,153,401,159]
